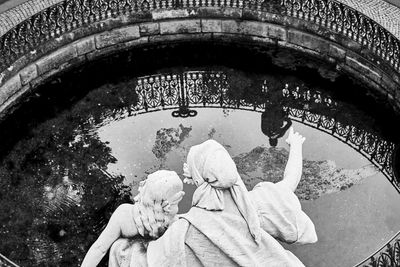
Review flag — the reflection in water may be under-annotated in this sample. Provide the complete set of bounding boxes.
[127,71,396,190]
[261,83,292,147]
[0,69,399,267]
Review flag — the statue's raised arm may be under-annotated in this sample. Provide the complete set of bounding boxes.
[278,127,306,192]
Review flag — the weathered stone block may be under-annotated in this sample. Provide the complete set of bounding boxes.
[74,37,96,55]
[149,33,212,43]
[288,30,329,54]
[381,72,398,95]
[221,20,240,34]
[87,37,149,61]
[95,25,140,49]
[125,36,150,47]
[267,24,286,41]
[329,44,346,61]
[160,20,201,35]
[240,21,269,37]
[220,20,271,37]
[392,71,400,84]
[0,75,22,105]
[0,85,30,116]
[36,45,77,75]
[152,10,190,20]
[393,85,400,105]
[249,35,275,45]
[345,55,382,84]
[30,68,59,88]
[19,64,38,85]
[140,22,160,36]
[201,19,222,33]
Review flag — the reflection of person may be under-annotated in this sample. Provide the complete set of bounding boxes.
[261,87,292,147]
[81,170,185,267]
[261,106,292,147]
[116,131,316,266]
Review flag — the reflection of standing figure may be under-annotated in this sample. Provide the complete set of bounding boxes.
[261,86,292,147]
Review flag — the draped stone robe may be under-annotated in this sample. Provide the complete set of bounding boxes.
[109,182,317,267]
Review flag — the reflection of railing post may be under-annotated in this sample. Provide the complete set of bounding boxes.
[172,73,197,118]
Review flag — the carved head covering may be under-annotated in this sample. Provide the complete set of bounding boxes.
[135,170,184,208]
[183,140,261,243]
[133,170,185,238]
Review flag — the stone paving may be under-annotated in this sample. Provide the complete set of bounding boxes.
[1,0,400,38]
[339,0,400,39]
[0,0,62,36]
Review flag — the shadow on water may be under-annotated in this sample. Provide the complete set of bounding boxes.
[0,43,399,266]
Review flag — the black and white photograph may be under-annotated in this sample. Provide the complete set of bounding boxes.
[0,0,400,266]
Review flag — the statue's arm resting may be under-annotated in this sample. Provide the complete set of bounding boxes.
[81,204,137,266]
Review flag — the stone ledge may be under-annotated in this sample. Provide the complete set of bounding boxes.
[74,37,96,56]
[159,20,202,35]
[36,45,77,75]
[0,75,21,105]
[288,29,330,55]
[19,64,37,86]
[95,25,141,49]
[346,54,383,85]
[140,22,160,36]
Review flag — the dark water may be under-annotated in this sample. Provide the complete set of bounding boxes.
[0,52,400,266]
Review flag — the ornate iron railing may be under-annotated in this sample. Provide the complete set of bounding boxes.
[1,0,400,74]
[354,231,400,267]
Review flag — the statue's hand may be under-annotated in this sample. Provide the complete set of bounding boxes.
[285,127,306,147]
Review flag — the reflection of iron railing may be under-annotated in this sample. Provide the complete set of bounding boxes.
[354,230,400,267]
[1,0,400,75]
[119,71,398,193]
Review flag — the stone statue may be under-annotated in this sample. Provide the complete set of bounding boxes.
[81,170,185,267]
[84,128,317,267]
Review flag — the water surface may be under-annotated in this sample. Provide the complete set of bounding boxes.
[0,68,399,267]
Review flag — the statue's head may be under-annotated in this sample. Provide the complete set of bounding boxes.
[133,170,185,237]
